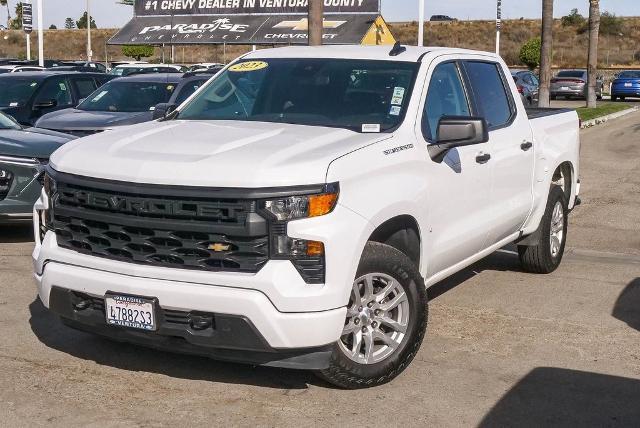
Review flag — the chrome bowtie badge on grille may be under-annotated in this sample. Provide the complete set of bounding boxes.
[208,243,231,252]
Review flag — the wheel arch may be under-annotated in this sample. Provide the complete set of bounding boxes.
[552,160,575,206]
[367,214,422,269]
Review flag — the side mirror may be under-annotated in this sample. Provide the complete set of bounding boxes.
[152,103,178,120]
[33,99,57,110]
[428,116,489,163]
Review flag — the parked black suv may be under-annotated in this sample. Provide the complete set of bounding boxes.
[0,71,112,126]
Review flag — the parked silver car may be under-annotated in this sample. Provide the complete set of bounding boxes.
[551,70,603,100]
[511,70,539,106]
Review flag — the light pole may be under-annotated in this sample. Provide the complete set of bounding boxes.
[86,0,92,62]
[418,0,424,47]
[37,0,43,67]
[496,0,502,55]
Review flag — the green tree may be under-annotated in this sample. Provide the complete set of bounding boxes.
[122,45,154,61]
[49,24,57,29]
[76,11,97,29]
[64,17,75,29]
[598,11,624,35]
[9,1,22,30]
[561,8,586,27]
[519,37,542,70]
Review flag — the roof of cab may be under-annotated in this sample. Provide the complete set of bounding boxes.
[0,70,106,79]
[241,45,499,62]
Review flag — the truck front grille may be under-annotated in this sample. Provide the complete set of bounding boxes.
[51,176,270,274]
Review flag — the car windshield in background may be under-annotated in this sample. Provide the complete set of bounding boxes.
[0,79,39,107]
[618,71,640,79]
[174,79,208,105]
[0,111,20,129]
[77,81,177,112]
[557,71,585,78]
[177,59,419,132]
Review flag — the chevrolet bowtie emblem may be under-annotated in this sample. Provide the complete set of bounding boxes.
[208,243,231,252]
[273,18,347,31]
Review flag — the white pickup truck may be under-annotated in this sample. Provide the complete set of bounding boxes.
[33,45,580,389]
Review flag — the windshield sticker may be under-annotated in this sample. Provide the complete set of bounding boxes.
[389,105,402,116]
[228,61,268,73]
[362,124,381,133]
[9,102,18,107]
[391,87,405,105]
[91,90,108,102]
[30,82,38,87]
[167,85,174,90]
[59,83,67,91]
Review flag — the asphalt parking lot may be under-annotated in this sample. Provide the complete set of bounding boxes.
[1,112,639,426]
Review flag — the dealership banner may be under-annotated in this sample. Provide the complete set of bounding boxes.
[109,0,393,45]
[135,0,380,16]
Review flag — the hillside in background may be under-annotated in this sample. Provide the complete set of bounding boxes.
[0,17,638,68]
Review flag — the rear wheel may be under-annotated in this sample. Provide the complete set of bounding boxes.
[611,95,618,102]
[518,186,568,274]
[317,242,428,389]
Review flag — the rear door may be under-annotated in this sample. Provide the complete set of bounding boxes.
[462,60,535,244]
[419,58,494,275]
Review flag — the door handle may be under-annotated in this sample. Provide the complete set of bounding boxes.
[521,141,533,151]
[476,153,491,164]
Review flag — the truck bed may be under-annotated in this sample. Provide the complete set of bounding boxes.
[526,107,574,119]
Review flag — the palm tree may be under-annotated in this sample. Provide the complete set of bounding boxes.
[0,0,11,29]
[587,0,600,108]
[538,0,554,107]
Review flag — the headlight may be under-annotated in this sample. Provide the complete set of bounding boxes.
[0,168,13,200]
[263,184,339,221]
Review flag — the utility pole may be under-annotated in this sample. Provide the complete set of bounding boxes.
[586,0,600,108]
[308,0,323,46]
[496,0,502,54]
[37,0,43,67]
[86,0,92,62]
[418,0,425,47]
[538,0,554,107]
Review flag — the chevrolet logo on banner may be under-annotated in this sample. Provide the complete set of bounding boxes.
[273,18,347,31]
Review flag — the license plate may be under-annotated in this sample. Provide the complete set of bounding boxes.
[561,86,570,91]
[105,294,157,331]
[624,83,633,87]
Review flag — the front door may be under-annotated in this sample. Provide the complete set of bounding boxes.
[419,59,494,276]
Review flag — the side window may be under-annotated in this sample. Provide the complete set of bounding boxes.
[523,74,534,85]
[35,77,73,107]
[422,62,471,141]
[173,79,206,105]
[72,78,98,99]
[463,61,514,129]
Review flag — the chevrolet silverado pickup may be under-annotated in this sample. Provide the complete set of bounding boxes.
[33,45,580,389]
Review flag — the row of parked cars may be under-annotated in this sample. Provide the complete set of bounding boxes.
[0,66,221,222]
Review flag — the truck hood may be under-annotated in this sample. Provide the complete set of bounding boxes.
[50,120,390,187]
[0,128,75,159]
[36,108,152,131]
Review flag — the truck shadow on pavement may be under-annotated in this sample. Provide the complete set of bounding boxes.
[612,278,640,332]
[28,299,319,390]
[428,246,522,300]
[478,367,640,427]
[0,223,33,243]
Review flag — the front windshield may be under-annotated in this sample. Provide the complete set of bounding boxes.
[177,59,419,132]
[0,79,39,107]
[618,71,640,79]
[110,67,139,76]
[77,81,177,112]
[0,111,20,129]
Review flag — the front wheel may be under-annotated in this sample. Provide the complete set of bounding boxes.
[317,242,428,389]
[518,186,568,274]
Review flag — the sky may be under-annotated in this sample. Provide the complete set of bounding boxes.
[0,0,637,29]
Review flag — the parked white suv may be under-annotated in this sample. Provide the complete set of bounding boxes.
[33,45,580,389]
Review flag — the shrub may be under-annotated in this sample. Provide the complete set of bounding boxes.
[519,37,541,70]
[599,11,625,35]
[121,45,154,61]
[561,8,586,27]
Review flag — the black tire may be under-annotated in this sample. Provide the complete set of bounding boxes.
[550,95,557,101]
[621,97,626,102]
[518,186,568,274]
[316,242,428,389]
[611,95,617,102]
